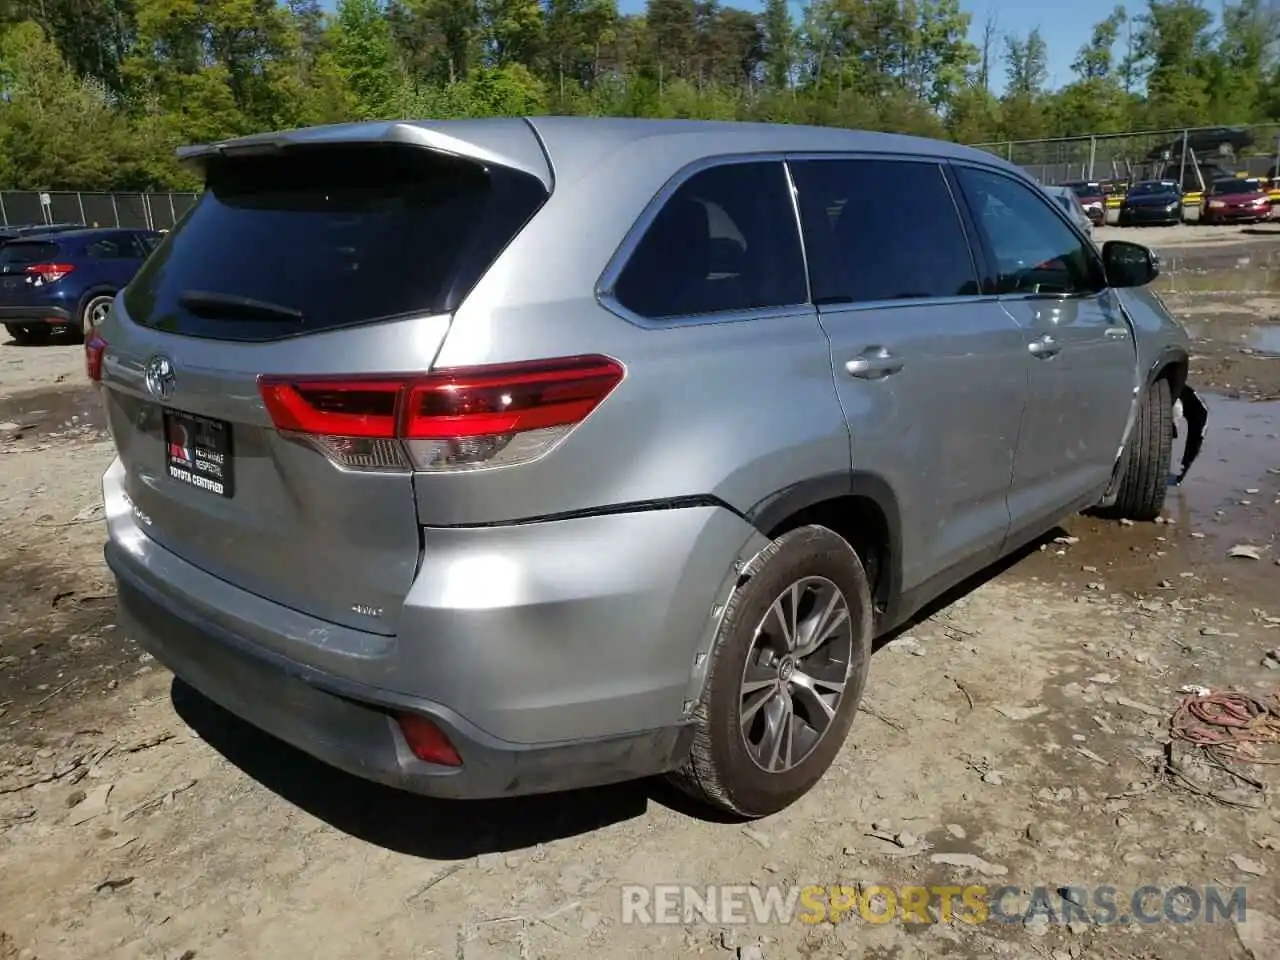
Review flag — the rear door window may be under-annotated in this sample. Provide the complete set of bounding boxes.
[0,242,59,272]
[789,158,980,304]
[611,161,807,319]
[123,143,548,341]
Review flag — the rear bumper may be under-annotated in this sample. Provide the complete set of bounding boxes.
[110,543,693,798]
[0,305,71,324]
[102,458,764,798]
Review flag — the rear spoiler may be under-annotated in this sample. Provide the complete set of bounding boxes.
[175,120,553,187]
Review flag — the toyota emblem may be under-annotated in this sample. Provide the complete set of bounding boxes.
[144,355,176,401]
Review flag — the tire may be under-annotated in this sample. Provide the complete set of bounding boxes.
[669,525,874,818]
[4,323,51,345]
[79,294,114,341]
[1111,377,1174,521]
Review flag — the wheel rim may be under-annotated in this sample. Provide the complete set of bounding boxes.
[87,298,112,330]
[739,576,857,774]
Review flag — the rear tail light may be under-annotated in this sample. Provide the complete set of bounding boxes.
[258,355,624,473]
[25,263,75,284]
[85,332,107,382]
[395,712,462,766]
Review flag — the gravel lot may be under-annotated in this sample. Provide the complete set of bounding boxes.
[1,226,1279,960]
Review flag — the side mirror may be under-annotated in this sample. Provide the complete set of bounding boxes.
[1102,240,1159,288]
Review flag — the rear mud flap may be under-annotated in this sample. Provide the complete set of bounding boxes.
[1170,384,1208,486]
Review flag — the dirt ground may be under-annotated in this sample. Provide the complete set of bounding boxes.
[2,228,1280,960]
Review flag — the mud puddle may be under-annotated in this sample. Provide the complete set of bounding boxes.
[1014,393,1279,605]
[0,385,106,445]
[1152,239,1280,398]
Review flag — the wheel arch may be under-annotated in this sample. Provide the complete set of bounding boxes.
[743,472,902,622]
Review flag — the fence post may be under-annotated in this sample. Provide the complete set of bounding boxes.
[77,192,86,226]
[110,194,120,228]
[168,193,176,227]
[1088,136,1097,181]
[1007,141,1013,161]
[1178,128,1188,193]
[0,193,6,227]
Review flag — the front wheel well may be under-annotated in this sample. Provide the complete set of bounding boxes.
[763,495,893,615]
[1153,357,1188,397]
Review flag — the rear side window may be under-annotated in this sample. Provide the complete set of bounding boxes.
[789,159,979,304]
[0,242,59,268]
[86,237,133,259]
[124,143,548,341]
[612,161,807,319]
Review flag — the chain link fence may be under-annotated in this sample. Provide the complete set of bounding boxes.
[971,123,1280,223]
[0,191,200,231]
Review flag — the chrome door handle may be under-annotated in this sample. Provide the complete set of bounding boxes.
[1028,334,1060,359]
[1104,326,1130,339]
[845,347,904,380]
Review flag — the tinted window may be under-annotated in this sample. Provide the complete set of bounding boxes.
[124,143,548,341]
[612,161,806,319]
[957,166,1104,297]
[0,242,59,268]
[86,237,132,259]
[790,159,978,304]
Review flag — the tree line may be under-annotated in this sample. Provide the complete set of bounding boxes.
[0,0,1278,191]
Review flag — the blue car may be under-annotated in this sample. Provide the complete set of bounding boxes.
[0,227,161,343]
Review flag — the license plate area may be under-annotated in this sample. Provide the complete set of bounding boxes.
[163,409,234,498]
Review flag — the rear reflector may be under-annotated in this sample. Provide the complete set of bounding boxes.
[25,263,75,284]
[395,713,462,766]
[258,355,624,473]
[85,332,107,382]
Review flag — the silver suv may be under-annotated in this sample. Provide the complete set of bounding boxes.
[91,118,1191,818]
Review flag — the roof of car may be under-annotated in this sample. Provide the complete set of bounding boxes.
[176,116,1028,188]
[4,226,149,243]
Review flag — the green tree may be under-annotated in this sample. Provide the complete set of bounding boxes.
[335,0,399,117]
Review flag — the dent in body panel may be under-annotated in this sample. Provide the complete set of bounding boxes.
[401,506,764,743]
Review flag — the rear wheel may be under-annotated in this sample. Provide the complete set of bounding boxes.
[79,294,114,341]
[4,323,51,345]
[669,525,873,818]
[1111,377,1174,521]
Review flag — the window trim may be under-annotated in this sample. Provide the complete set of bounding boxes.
[595,152,814,329]
[783,152,989,310]
[949,159,1108,302]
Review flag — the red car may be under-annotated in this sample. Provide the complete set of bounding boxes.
[1202,177,1272,224]
[1059,180,1106,226]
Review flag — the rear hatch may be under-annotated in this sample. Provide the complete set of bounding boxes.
[0,240,64,305]
[98,128,550,634]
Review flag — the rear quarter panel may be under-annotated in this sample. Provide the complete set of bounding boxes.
[423,137,852,528]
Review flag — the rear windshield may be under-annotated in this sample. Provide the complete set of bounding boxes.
[0,242,59,268]
[1067,183,1099,198]
[124,143,548,341]
[1212,179,1259,195]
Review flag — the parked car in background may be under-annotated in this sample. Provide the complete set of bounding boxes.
[1058,180,1106,226]
[1201,177,1272,224]
[94,117,1195,818]
[1043,185,1095,237]
[0,227,160,344]
[1118,180,1184,226]
[1144,126,1254,162]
